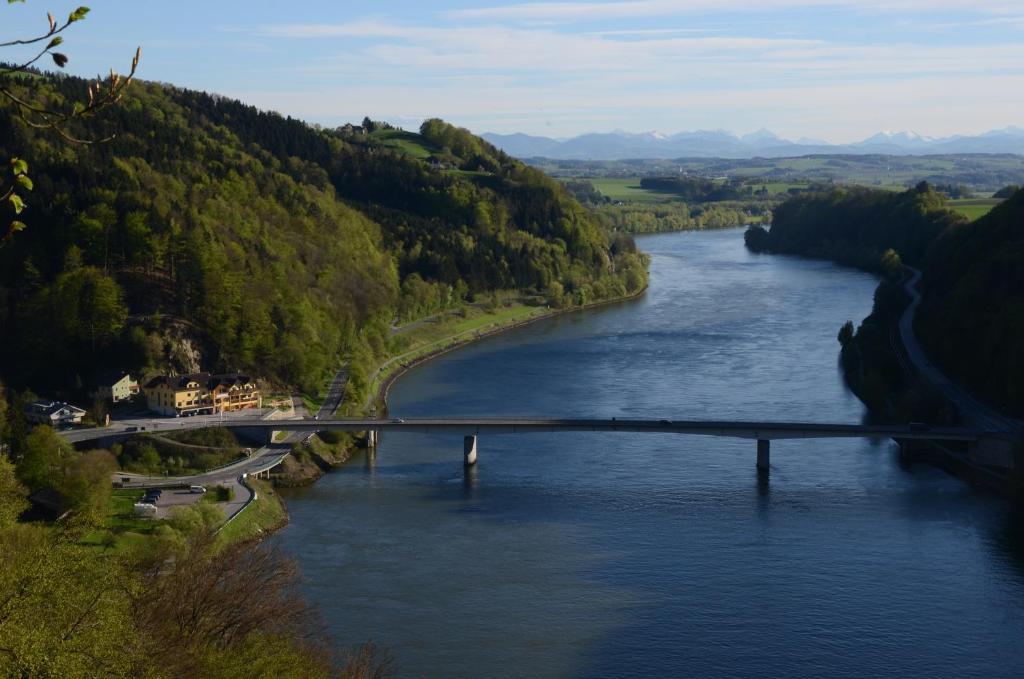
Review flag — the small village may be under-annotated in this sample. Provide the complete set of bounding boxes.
[22,371,261,429]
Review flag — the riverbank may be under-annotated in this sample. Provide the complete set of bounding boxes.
[272,433,359,488]
[215,478,289,545]
[371,287,648,412]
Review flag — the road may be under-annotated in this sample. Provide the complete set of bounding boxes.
[899,268,1021,434]
[73,407,296,522]
[116,441,294,522]
[100,365,351,522]
[316,366,349,419]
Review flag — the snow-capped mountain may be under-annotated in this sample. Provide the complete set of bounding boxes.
[480,128,1024,160]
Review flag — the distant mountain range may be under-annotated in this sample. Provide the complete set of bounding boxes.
[482,127,1024,160]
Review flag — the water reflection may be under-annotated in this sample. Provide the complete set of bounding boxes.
[277,230,1024,678]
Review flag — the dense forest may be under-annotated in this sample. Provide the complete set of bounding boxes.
[0,73,647,400]
[917,188,1024,417]
[743,182,965,270]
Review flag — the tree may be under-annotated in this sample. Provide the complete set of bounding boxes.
[16,424,74,490]
[837,320,855,347]
[993,184,1021,199]
[0,379,7,445]
[56,448,116,523]
[1,2,140,243]
[0,453,28,527]
[133,532,391,678]
[880,248,903,280]
[47,266,128,351]
[0,525,146,676]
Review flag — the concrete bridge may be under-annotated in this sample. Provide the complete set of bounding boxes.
[64,416,999,471]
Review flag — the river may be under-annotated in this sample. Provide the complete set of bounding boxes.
[276,229,1024,678]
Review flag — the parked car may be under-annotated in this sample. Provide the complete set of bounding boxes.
[189,485,207,494]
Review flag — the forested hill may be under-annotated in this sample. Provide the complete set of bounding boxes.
[743,182,966,270]
[917,188,1024,416]
[0,74,647,396]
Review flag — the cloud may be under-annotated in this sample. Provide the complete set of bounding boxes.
[257,20,415,39]
[446,0,1022,22]
[227,72,1024,142]
[247,4,1024,139]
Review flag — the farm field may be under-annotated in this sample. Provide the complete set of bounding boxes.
[948,198,1000,220]
[588,177,672,203]
[586,177,809,203]
[537,154,1024,194]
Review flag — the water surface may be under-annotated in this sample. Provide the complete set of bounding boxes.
[277,229,1024,678]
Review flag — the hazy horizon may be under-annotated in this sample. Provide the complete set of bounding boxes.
[4,1,1024,143]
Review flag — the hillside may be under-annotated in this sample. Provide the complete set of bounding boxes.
[917,188,1024,416]
[743,183,966,270]
[0,75,647,398]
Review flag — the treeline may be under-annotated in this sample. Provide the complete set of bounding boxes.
[561,179,768,234]
[639,176,751,202]
[744,182,964,270]
[0,75,646,398]
[594,202,766,233]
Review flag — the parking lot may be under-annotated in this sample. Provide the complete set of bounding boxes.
[139,487,207,519]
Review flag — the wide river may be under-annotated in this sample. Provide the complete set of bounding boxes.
[277,229,1024,678]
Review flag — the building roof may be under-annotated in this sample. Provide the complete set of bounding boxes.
[144,372,211,390]
[209,373,255,389]
[93,370,136,386]
[24,401,86,417]
[144,372,254,391]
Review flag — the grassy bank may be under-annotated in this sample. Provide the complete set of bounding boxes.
[367,288,647,412]
[216,479,288,546]
[364,302,552,411]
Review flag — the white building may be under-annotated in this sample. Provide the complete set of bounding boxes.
[24,401,87,428]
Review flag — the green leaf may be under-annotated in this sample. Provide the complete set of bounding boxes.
[68,6,90,21]
[46,36,63,49]
[9,221,26,233]
[51,52,69,68]
[10,158,28,175]
[8,194,26,215]
[15,175,33,191]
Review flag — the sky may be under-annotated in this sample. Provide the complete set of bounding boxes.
[4,1,1024,143]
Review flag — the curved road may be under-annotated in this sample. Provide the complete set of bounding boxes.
[900,268,1021,434]
[83,365,350,523]
[103,409,300,522]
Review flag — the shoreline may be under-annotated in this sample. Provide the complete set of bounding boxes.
[750,243,1021,496]
[373,285,649,413]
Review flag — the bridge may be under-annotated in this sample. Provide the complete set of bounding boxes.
[63,416,997,471]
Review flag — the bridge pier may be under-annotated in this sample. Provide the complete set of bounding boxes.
[366,429,378,448]
[464,435,478,466]
[757,439,770,471]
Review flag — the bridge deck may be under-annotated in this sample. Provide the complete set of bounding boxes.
[63,416,990,444]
